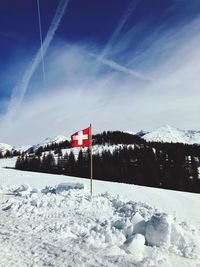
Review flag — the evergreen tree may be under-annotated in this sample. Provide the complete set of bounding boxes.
[15,156,22,170]
[76,150,86,177]
[54,147,62,157]
[12,150,21,157]
[35,147,43,157]
[29,156,41,171]
[68,151,76,176]
[41,153,55,173]
[63,152,69,175]
[4,150,12,158]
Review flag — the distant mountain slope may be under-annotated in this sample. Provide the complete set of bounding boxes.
[0,143,13,152]
[0,136,69,153]
[136,130,149,137]
[1,126,200,154]
[33,135,69,150]
[143,125,200,144]
[16,135,69,153]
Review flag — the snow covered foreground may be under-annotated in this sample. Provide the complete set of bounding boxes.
[0,159,200,267]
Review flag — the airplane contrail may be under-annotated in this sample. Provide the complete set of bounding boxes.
[99,0,140,60]
[7,0,70,118]
[89,53,152,82]
[91,0,144,80]
[37,0,45,83]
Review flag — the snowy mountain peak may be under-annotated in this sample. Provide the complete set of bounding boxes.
[160,124,174,130]
[143,125,200,144]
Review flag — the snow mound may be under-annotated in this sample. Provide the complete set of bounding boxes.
[146,213,174,247]
[41,182,84,194]
[0,186,200,266]
[3,182,84,196]
[0,184,39,196]
[125,233,146,260]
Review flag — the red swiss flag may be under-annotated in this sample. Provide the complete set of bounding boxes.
[71,127,91,148]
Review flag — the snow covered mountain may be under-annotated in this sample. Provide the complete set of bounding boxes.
[33,135,69,150]
[136,130,149,137]
[16,145,33,153]
[142,125,200,144]
[0,135,69,153]
[15,135,69,153]
[0,143,13,152]
[1,126,200,154]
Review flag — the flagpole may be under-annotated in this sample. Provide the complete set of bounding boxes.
[90,123,93,196]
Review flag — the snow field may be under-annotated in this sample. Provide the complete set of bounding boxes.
[1,157,200,227]
[0,183,200,267]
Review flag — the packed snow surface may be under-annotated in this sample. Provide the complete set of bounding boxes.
[0,158,200,266]
[143,125,200,144]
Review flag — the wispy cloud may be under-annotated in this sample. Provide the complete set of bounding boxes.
[90,0,142,79]
[89,52,152,81]
[77,0,144,92]
[1,2,200,145]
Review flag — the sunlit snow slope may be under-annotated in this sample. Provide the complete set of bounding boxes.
[143,125,200,144]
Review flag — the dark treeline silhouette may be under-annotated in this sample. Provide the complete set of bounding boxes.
[93,131,146,145]
[15,131,200,193]
[0,150,21,158]
[32,131,145,155]
[28,140,71,155]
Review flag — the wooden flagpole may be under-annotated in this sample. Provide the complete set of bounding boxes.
[90,123,93,196]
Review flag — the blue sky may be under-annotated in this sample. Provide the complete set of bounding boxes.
[0,0,200,145]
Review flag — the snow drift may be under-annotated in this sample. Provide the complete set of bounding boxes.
[0,183,200,267]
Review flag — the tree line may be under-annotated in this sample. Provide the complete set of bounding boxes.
[0,150,21,158]
[15,131,200,193]
[0,131,147,158]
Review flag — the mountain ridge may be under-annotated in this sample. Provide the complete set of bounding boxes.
[142,125,200,144]
[0,125,200,153]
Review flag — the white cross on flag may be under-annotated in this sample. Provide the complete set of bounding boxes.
[71,127,91,147]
